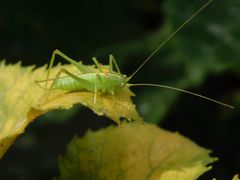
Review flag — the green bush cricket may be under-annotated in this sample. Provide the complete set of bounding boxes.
[36,0,234,109]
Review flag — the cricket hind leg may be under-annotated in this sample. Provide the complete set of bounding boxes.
[48,68,94,91]
[46,49,93,88]
[35,78,54,90]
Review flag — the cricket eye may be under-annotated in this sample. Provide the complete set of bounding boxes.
[121,83,125,87]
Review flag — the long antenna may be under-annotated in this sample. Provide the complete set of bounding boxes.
[128,0,213,81]
[129,83,234,109]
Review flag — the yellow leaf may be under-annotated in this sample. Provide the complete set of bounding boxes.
[59,122,216,180]
[233,174,240,180]
[0,61,143,159]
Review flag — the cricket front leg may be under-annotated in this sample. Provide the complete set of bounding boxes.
[93,74,103,104]
[109,54,121,74]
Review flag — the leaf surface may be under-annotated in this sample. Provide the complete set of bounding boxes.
[233,175,240,180]
[59,122,216,180]
[0,61,142,159]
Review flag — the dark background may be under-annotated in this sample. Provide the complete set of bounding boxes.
[0,0,239,179]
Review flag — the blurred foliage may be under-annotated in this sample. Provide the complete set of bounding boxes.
[59,122,216,180]
[104,0,240,123]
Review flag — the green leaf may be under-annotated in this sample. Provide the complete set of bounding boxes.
[0,61,142,159]
[59,122,216,180]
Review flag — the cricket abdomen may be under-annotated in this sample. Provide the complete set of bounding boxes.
[52,76,85,91]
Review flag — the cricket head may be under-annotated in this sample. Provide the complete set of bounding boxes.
[119,74,130,88]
